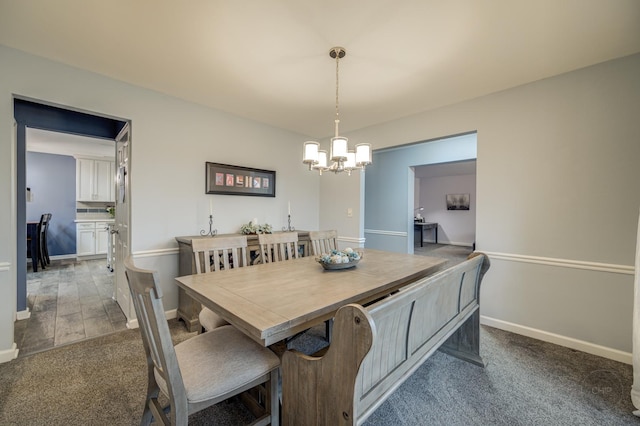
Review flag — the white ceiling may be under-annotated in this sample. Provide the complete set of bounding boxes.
[415,160,476,179]
[26,128,114,158]
[2,1,639,139]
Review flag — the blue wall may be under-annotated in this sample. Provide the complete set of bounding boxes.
[364,133,477,253]
[26,152,76,255]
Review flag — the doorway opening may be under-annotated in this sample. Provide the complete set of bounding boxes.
[14,98,130,355]
[413,159,476,248]
[412,159,476,263]
[363,132,477,254]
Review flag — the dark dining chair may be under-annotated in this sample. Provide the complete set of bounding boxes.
[27,214,49,271]
[40,213,52,267]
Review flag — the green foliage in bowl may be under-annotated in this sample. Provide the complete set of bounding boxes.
[240,222,273,234]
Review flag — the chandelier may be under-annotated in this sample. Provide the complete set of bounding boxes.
[302,47,372,175]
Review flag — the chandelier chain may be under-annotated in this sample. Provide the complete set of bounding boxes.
[335,51,340,125]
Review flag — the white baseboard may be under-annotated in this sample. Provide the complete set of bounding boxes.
[425,240,473,247]
[0,343,19,364]
[51,254,78,261]
[481,315,632,365]
[15,308,31,321]
[126,308,178,330]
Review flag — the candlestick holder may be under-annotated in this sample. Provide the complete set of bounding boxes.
[282,214,295,232]
[200,215,218,237]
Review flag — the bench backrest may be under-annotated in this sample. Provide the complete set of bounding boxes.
[355,252,488,422]
[281,252,490,426]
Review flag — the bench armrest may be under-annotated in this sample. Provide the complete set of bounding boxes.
[282,304,374,426]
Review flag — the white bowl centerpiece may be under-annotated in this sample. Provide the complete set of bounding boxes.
[316,247,362,270]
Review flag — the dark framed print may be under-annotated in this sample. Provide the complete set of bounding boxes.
[206,162,276,197]
[446,193,470,210]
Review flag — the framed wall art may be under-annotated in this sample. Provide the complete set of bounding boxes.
[446,193,470,210]
[205,162,276,197]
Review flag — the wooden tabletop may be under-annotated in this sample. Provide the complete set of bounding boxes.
[174,248,446,346]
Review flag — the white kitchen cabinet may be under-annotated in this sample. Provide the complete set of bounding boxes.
[76,158,115,201]
[76,221,112,257]
[76,223,97,256]
[95,222,109,255]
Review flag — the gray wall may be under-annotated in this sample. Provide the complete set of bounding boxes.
[26,152,76,255]
[0,44,320,360]
[363,134,477,253]
[328,53,640,361]
[1,45,639,363]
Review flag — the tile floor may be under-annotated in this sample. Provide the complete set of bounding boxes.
[14,258,127,357]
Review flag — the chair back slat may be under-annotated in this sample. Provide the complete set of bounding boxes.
[192,236,249,273]
[124,256,187,404]
[309,230,338,256]
[258,232,299,263]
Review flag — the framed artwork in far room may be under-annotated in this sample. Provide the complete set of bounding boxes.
[446,193,470,210]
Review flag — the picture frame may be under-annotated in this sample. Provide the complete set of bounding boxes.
[446,193,470,210]
[205,162,276,197]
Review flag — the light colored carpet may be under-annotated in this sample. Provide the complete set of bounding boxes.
[0,319,636,425]
[2,247,636,425]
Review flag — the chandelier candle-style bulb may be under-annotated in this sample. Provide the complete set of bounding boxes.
[331,137,348,161]
[344,150,357,175]
[313,150,329,174]
[355,143,372,167]
[303,141,319,168]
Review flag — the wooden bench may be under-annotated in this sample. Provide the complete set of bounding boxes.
[281,252,490,425]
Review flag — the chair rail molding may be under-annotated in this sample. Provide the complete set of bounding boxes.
[483,251,634,275]
[364,229,408,237]
[337,236,366,245]
[132,248,179,259]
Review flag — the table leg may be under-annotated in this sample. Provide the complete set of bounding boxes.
[435,227,438,244]
[420,226,424,247]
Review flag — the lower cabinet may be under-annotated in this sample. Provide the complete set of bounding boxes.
[76,221,111,257]
[96,224,109,254]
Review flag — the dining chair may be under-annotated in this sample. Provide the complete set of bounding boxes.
[28,214,49,270]
[40,213,52,266]
[192,236,249,332]
[258,232,334,343]
[309,230,338,256]
[258,232,299,263]
[124,255,280,426]
[309,230,339,343]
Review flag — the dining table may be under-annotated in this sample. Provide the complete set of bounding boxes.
[174,248,446,347]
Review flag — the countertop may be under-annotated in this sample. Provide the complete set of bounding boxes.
[74,218,115,223]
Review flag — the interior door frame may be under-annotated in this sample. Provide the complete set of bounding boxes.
[13,96,129,317]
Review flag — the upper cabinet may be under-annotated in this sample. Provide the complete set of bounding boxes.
[76,157,115,201]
